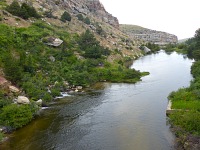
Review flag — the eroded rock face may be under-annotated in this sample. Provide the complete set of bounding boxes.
[21,0,119,28]
[86,0,119,28]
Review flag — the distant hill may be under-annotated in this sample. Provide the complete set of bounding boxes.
[120,24,178,45]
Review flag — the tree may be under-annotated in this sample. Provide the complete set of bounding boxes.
[60,11,71,22]
[78,29,99,50]
[6,0,21,17]
[21,3,40,19]
[6,1,40,19]
[195,28,200,49]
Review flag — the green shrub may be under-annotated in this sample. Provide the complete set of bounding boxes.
[51,88,60,97]
[84,17,90,25]
[76,14,84,21]
[0,104,34,129]
[60,11,71,22]
[6,0,21,17]
[6,1,40,19]
[0,99,12,109]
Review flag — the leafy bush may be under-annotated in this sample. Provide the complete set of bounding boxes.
[84,17,90,25]
[0,104,35,129]
[3,53,23,84]
[60,11,71,22]
[0,99,12,109]
[76,14,84,21]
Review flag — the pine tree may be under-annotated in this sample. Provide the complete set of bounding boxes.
[6,0,21,17]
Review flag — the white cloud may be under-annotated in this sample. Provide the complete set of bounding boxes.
[100,0,200,39]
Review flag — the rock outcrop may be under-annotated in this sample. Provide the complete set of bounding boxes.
[120,24,178,45]
[24,0,119,28]
[17,96,30,104]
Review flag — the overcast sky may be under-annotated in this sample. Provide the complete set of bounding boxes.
[99,0,200,40]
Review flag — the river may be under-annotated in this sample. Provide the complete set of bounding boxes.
[0,51,193,150]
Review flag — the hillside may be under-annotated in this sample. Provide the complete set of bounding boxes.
[120,24,178,45]
[1,0,144,60]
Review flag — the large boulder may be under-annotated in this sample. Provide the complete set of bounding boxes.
[17,96,30,104]
[44,37,63,47]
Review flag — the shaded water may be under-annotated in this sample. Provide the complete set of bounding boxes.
[0,51,193,150]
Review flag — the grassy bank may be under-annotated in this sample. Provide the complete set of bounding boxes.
[167,28,200,149]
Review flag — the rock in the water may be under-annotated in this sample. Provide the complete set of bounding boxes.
[76,86,83,90]
[9,86,20,93]
[17,96,30,104]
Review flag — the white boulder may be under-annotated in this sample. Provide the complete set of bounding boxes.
[17,96,30,104]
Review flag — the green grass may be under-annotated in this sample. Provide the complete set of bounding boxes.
[169,87,200,135]
[172,100,200,110]
[170,110,200,135]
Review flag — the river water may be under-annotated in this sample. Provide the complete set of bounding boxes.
[0,51,193,150]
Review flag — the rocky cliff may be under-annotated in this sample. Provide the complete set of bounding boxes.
[120,24,178,45]
[16,0,119,28]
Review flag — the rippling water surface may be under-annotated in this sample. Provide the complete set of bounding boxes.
[0,51,193,150]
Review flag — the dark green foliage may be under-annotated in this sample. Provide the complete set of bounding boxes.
[191,61,200,78]
[6,0,21,17]
[6,1,40,19]
[76,14,84,21]
[78,30,110,58]
[146,42,160,52]
[0,104,35,129]
[84,17,90,25]
[60,11,71,22]
[0,98,12,109]
[3,53,23,83]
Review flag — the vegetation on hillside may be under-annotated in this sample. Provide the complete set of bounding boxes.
[168,28,200,137]
[0,1,144,131]
[6,1,40,19]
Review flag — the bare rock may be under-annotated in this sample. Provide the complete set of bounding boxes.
[17,96,30,104]
[36,99,43,106]
[9,86,20,93]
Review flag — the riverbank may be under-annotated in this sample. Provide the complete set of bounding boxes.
[166,100,200,149]
[165,51,200,149]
